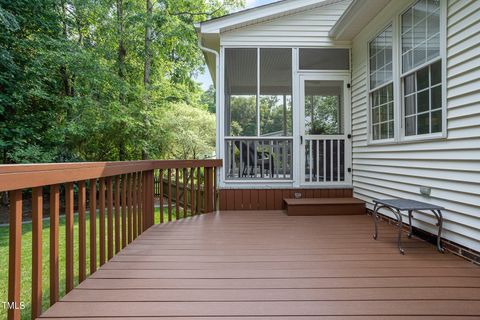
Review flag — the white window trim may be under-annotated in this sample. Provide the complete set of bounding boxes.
[366,0,447,146]
[399,0,447,142]
[367,22,396,145]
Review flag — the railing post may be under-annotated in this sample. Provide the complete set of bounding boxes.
[89,179,97,274]
[78,181,87,283]
[205,167,214,213]
[149,169,155,226]
[32,187,43,319]
[8,190,22,320]
[65,182,74,293]
[143,169,155,228]
[49,185,59,305]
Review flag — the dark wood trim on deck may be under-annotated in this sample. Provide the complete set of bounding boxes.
[219,188,353,210]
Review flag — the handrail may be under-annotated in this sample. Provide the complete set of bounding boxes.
[0,159,222,192]
[1,159,222,320]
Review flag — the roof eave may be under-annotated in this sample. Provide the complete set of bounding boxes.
[198,0,338,35]
[329,0,391,41]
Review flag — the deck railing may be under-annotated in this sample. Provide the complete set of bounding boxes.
[0,159,222,320]
[225,138,293,180]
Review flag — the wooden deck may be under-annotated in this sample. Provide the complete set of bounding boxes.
[40,210,480,319]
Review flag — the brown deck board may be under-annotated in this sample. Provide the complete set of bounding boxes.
[39,210,480,319]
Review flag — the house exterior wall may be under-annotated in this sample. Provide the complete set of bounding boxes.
[220,0,351,47]
[350,0,480,251]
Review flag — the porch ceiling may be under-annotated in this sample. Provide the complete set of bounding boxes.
[40,210,480,318]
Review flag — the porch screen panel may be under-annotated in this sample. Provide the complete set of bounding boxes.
[260,48,292,136]
[299,48,349,70]
[225,48,257,136]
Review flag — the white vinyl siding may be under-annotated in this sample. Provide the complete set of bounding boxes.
[220,1,351,47]
[351,0,480,251]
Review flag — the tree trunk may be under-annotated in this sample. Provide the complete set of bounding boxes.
[60,1,72,97]
[141,0,153,160]
[116,0,126,159]
[143,0,153,87]
[117,0,126,81]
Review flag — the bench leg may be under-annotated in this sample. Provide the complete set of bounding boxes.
[392,208,405,255]
[372,203,379,240]
[372,205,404,254]
[432,209,445,253]
[408,210,413,238]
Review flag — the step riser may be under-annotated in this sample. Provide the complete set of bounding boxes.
[286,204,366,216]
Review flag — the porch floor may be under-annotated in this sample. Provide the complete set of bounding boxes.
[40,210,480,319]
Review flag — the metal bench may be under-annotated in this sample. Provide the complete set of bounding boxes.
[372,198,445,254]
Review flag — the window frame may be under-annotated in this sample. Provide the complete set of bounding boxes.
[367,23,396,144]
[399,0,447,142]
[366,0,447,145]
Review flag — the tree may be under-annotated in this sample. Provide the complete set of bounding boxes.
[200,84,216,113]
[0,0,244,164]
[159,103,215,159]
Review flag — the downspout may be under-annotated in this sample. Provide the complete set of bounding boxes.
[197,34,221,181]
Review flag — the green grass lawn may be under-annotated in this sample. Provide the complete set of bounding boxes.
[0,207,178,319]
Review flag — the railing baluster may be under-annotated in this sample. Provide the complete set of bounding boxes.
[89,179,97,274]
[121,174,127,248]
[127,173,132,244]
[99,178,106,266]
[107,177,114,260]
[8,189,22,320]
[330,139,333,182]
[213,167,217,211]
[49,184,60,305]
[133,172,138,238]
[78,180,87,283]
[183,168,187,217]
[323,140,326,182]
[159,169,164,224]
[145,170,154,227]
[190,167,195,215]
[65,182,74,293]
[114,176,120,253]
[140,171,146,231]
[196,167,201,214]
[168,168,172,221]
[32,187,43,319]
[203,167,209,213]
[136,172,142,234]
[175,168,180,219]
[316,139,320,182]
[337,139,341,182]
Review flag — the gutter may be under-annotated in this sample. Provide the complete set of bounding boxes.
[197,32,221,163]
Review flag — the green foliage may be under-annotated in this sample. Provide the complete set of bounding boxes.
[159,102,216,159]
[200,84,216,113]
[0,0,243,164]
[306,96,341,135]
[229,95,257,136]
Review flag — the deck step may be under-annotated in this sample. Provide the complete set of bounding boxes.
[284,197,366,216]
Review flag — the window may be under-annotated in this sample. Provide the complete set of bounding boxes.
[401,0,442,136]
[369,25,394,141]
[401,0,440,72]
[404,61,442,135]
[299,48,350,70]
